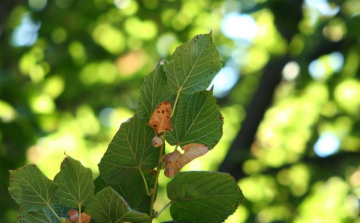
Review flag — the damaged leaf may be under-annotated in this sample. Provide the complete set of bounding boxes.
[162,143,208,177]
[148,101,172,135]
[137,64,175,120]
[9,164,58,212]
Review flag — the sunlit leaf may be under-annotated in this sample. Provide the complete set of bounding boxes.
[166,90,223,148]
[167,172,243,223]
[98,115,159,184]
[148,101,172,135]
[18,204,71,223]
[9,165,58,212]
[162,143,208,177]
[163,32,222,94]
[54,156,94,207]
[86,187,151,223]
[137,64,175,120]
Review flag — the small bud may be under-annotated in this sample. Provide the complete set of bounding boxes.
[152,136,163,147]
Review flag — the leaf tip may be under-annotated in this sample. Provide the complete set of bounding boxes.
[209,85,214,92]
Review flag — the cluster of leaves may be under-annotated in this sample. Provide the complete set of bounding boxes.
[9,33,244,223]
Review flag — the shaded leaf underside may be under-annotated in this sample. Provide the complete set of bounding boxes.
[9,165,58,212]
[167,171,244,223]
[166,90,223,149]
[86,187,151,223]
[99,115,159,185]
[115,171,155,214]
[94,171,155,214]
[18,204,71,223]
[54,156,94,207]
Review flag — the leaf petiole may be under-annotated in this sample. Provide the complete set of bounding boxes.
[171,88,181,118]
[139,167,152,196]
[47,203,61,221]
[149,133,166,217]
[78,204,81,223]
[156,200,172,218]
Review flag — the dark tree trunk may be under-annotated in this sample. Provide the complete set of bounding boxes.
[218,0,304,180]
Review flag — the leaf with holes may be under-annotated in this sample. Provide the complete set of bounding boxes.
[137,64,175,120]
[148,101,172,135]
[9,164,58,212]
[167,172,244,223]
[162,143,208,178]
[163,32,222,95]
[166,89,223,149]
[54,156,94,207]
[86,187,151,223]
[98,115,159,185]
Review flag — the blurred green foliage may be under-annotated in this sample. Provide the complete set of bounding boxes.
[1,0,360,222]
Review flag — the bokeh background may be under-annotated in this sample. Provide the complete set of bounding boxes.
[1,0,360,222]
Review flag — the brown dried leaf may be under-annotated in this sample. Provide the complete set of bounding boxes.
[68,209,78,222]
[80,212,91,223]
[162,143,209,178]
[68,209,91,223]
[148,101,172,135]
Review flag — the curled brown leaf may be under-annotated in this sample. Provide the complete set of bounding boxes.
[162,143,209,177]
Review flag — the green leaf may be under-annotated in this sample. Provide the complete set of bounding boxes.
[137,64,175,120]
[166,90,223,149]
[164,32,222,95]
[86,187,151,223]
[9,164,58,212]
[54,156,94,207]
[95,171,155,213]
[167,171,244,223]
[18,204,71,223]
[94,176,108,194]
[115,171,155,213]
[98,115,159,184]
